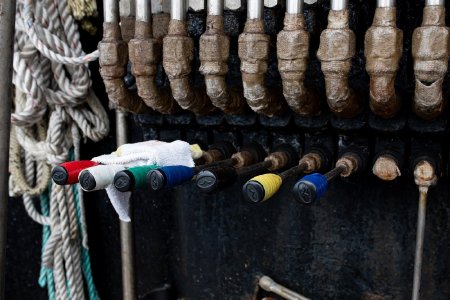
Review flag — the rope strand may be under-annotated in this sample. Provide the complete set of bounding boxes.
[10,1,104,299]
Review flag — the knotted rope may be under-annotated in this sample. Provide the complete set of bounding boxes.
[10,0,108,299]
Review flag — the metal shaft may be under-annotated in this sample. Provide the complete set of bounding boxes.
[425,0,444,6]
[330,0,348,11]
[208,0,224,15]
[325,164,346,181]
[412,189,428,300]
[377,0,395,7]
[171,0,187,20]
[286,0,304,14]
[247,0,263,20]
[152,0,170,13]
[117,110,137,300]
[280,163,307,181]
[0,1,16,299]
[104,0,120,22]
[136,0,152,22]
[236,160,272,177]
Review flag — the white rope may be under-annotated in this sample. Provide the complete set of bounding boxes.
[10,1,108,299]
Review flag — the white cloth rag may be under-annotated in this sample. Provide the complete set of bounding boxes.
[91,140,195,221]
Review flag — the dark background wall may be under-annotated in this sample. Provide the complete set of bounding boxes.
[5,0,450,299]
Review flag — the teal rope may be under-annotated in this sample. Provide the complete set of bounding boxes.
[73,184,100,300]
[70,148,100,300]
[38,147,100,300]
[38,187,56,300]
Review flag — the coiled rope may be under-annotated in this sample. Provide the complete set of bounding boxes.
[9,0,108,299]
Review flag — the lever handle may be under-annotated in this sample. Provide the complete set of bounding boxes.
[147,165,195,191]
[114,165,158,192]
[196,165,237,193]
[242,174,282,203]
[292,173,328,205]
[52,160,99,185]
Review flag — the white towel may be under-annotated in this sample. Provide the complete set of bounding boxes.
[93,140,195,168]
[89,140,195,221]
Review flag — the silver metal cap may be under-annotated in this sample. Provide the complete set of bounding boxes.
[136,0,152,21]
[171,0,188,20]
[208,0,224,15]
[247,0,263,19]
[425,0,445,6]
[286,0,304,14]
[152,0,171,13]
[330,0,348,11]
[377,0,395,8]
[104,0,120,22]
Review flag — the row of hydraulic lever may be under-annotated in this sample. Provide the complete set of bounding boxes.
[53,138,428,205]
[52,136,439,300]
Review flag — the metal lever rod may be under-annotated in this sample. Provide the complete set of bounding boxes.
[117,110,137,300]
[0,1,17,299]
[412,161,437,300]
[412,188,427,300]
[259,276,310,300]
[103,0,137,298]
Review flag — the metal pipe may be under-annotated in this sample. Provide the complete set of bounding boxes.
[286,0,304,14]
[330,0,348,11]
[377,0,395,7]
[171,0,187,20]
[104,0,120,22]
[136,0,152,22]
[411,160,437,300]
[247,0,263,20]
[0,2,16,298]
[153,0,170,13]
[116,111,137,300]
[412,189,427,300]
[426,0,444,6]
[259,276,310,300]
[208,0,224,15]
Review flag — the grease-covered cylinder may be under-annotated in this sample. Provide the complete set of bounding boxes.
[129,0,178,113]
[364,4,403,118]
[277,0,320,116]
[199,3,245,114]
[317,7,362,118]
[238,0,284,116]
[412,2,449,120]
[163,1,215,114]
[98,0,151,113]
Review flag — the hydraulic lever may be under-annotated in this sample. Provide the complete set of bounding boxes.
[147,143,265,191]
[242,149,327,203]
[292,153,361,204]
[196,144,298,193]
[411,160,437,300]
